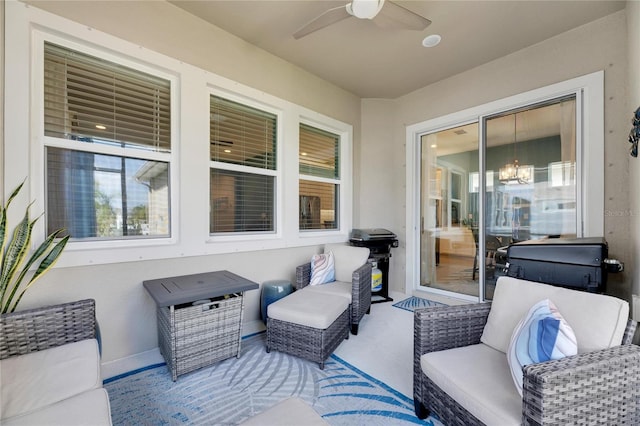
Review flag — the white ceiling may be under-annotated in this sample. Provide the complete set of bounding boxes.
[169,0,625,99]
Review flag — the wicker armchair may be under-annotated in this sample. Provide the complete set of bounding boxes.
[0,299,111,426]
[295,244,371,335]
[413,303,640,425]
[0,298,97,359]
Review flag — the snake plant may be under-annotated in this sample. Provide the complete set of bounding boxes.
[0,180,69,314]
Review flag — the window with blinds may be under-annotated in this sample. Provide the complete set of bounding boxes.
[43,42,172,240]
[299,124,340,230]
[44,42,171,151]
[210,95,277,234]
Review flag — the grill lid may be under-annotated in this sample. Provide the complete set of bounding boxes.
[350,228,397,241]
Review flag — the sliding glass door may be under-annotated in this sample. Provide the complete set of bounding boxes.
[420,123,479,297]
[419,96,578,299]
[481,96,577,298]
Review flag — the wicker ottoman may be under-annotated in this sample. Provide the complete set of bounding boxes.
[266,289,349,369]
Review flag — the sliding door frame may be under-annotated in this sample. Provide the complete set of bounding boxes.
[405,71,604,301]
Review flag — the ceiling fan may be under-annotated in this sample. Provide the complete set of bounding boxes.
[293,0,431,40]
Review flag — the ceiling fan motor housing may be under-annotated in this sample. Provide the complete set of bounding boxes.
[348,0,385,19]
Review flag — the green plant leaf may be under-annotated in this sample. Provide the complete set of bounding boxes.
[7,234,70,313]
[0,180,68,314]
[0,180,25,275]
[0,209,33,307]
[4,229,67,313]
[32,234,69,279]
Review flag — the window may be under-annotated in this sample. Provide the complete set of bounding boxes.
[43,42,171,240]
[470,171,494,193]
[299,124,340,230]
[549,161,575,187]
[209,95,277,234]
[450,170,463,227]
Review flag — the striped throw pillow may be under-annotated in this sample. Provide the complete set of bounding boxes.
[507,298,577,396]
[310,251,335,285]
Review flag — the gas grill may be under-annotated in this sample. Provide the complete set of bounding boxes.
[505,237,623,293]
[349,228,399,303]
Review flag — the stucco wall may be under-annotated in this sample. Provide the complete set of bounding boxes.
[361,10,632,300]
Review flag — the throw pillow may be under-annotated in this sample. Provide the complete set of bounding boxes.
[507,298,577,396]
[309,251,335,285]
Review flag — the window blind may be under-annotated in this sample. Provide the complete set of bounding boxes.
[299,123,339,179]
[210,95,276,170]
[210,170,274,233]
[298,124,340,230]
[299,180,338,230]
[210,96,277,234]
[44,42,171,152]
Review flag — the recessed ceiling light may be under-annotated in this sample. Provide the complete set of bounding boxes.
[422,34,441,48]
[224,149,231,153]
[95,124,106,130]
[301,152,307,156]
[430,144,437,148]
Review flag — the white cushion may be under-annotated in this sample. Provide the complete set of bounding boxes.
[507,299,577,396]
[310,251,335,285]
[300,281,352,303]
[421,343,522,426]
[0,339,102,420]
[323,243,369,283]
[267,290,349,329]
[3,388,112,426]
[240,397,328,426]
[481,276,629,354]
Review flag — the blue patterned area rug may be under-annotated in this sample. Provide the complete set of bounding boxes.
[105,333,442,425]
[392,296,446,312]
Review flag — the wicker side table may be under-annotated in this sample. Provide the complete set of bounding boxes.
[144,270,258,381]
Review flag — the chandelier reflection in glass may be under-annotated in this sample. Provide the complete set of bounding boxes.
[499,113,533,185]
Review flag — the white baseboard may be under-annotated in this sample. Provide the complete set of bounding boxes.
[243,319,266,336]
[101,320,267,381]
[102,347,164,381]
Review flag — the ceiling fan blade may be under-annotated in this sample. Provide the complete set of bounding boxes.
[293,5,352,39]
[376,1,431,31]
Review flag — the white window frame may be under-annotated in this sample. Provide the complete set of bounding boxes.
[34,32,179,248]
[298,116,352,241]
[405,71,604,300]
[206,88,284,243]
